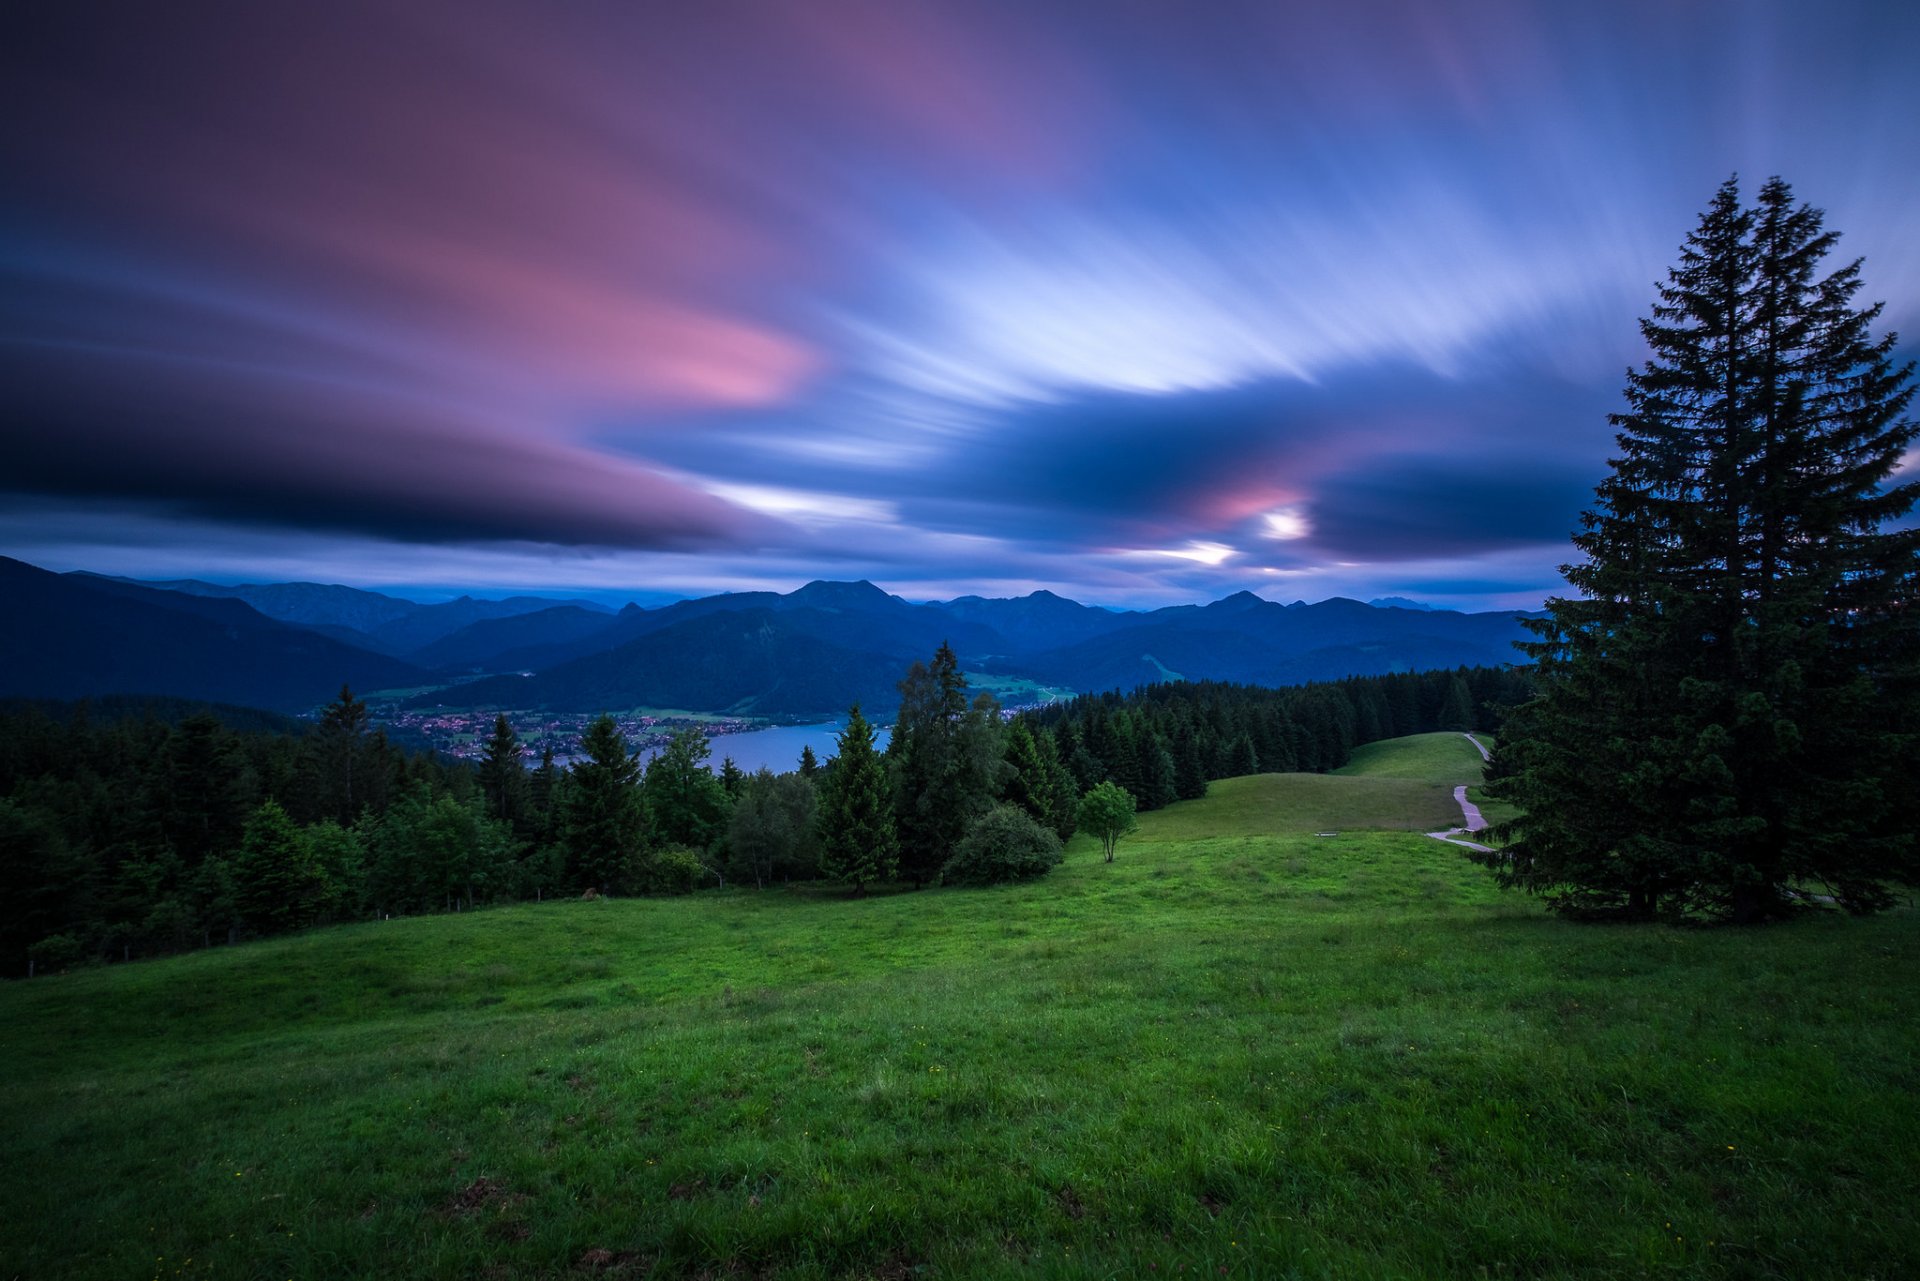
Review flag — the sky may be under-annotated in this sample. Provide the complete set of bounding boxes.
[3,0,1916,611]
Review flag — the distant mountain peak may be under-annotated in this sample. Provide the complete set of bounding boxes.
[788,579,894,607]
[1208,590,1269,612]
[1368,596,1438,612]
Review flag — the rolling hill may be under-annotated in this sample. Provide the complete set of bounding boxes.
[4,734,1911,1279]
[0,558,428,712]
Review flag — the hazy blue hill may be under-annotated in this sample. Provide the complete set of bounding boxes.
[409,605,624,671]
[0,558,429,712]
[929,588,1140,654]
[407,608,905,717]
[20,562,1538,715]
[97,575,620,656]
[479,581,1008,675]
[96,575,422,633]
[365,595,619,654]
[1005,597,1531,691]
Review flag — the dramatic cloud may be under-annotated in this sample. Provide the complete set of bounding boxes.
[2,0,1915,607]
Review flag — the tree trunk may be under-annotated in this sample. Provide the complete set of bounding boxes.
[1730,882,1772,925]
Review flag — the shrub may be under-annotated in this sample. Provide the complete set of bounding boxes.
[642,845,710,896]
[943,804,1064,886]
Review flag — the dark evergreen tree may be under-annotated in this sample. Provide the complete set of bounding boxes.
[1486,177,1917,921]
[477,713,527,829]
[233,798,326,935]
[563,715,646,894]
[999,719,1049,825]
[797,745,820,779]
[310,684,370,825]
[817,705,897,896]
[642,728,731,852]
[528,745,562,844]
[889,643,999,886]
[1171,723,1209,801]
[1135,732,1178,811]
[1437,674,1475,732]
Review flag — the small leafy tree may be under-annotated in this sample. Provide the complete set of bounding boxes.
[1078,781,1138,863]
[943,803,1063,886]
[728,768,819,889]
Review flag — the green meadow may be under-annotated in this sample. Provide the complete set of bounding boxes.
[3,735,1914,1279]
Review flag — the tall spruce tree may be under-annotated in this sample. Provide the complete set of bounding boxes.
[478,714,527,829]
[1485,177,1917,922]
[643,727,731,850]
[817,705,898,896]
[889,643,1000,885]
[563,715,646,894]
[311,684,370,825]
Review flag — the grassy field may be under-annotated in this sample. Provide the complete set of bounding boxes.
[3,736,1915,1279]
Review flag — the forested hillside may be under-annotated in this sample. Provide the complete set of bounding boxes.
[1,662,1530,977]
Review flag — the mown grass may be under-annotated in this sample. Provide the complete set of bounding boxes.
[2,736,1914,1279]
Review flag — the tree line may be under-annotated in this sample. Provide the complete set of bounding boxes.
[1,657,1530,976]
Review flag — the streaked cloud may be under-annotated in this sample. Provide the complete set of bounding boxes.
[2,0,1915,609]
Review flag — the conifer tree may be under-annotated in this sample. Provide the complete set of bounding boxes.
[564,715,646,893]
[311,684,370,824]
[643,727,730,851]
[478,713,527,829]
[233,798,326,934]
[890,643,999,885]
[1486,176,1917,921]
[817,705,897,896]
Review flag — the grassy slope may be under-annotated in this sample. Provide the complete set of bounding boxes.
[3,736,1915,1279]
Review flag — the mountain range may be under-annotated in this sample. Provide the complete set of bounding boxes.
[0,557,1536,716]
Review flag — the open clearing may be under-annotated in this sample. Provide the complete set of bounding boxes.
[2,734,1914,1279]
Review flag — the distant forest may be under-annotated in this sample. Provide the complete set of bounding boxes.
[0,664,1531,977]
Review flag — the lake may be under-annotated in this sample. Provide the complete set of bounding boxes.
[637,719,887,775]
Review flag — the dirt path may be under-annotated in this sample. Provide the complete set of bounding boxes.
[1427,738,1494,853]
[1451,784,1487,832]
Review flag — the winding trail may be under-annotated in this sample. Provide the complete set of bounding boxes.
[1427,734,1494,853]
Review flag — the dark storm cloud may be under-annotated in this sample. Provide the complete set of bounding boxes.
[854,363,1620,558]
[1,345,772,549]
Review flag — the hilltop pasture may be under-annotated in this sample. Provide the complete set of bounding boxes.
[2,735,1914,1279]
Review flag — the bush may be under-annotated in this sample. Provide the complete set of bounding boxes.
[27,933,83,977]
[641,845,710,896]
[942,804,1064,886]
